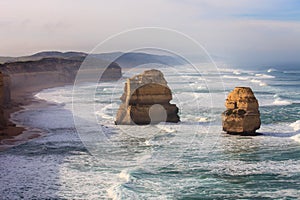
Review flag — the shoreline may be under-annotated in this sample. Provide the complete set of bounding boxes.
[0,83,71,151]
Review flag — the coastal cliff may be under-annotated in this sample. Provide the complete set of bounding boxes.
[0,57,121,95]
[0,56,122,143]
[0,72,9,129]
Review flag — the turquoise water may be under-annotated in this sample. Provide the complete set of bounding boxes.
[0,65,299,199]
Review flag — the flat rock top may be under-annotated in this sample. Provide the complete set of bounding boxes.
[227,87,256,100]
[129,69,167,85]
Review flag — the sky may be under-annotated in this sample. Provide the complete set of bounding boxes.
[1,0,300,68]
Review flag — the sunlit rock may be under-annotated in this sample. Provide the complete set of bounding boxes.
[115,69,180,125]
[222,87,261,135]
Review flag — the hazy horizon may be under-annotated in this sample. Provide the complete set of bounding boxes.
[1,0,300,68]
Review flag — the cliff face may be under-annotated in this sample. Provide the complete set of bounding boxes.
[222,87,261,135]
[0,57,122,96]
[0,72,10,106]
[1,58,82,94]
[0,57,122,132]
[115,69,180,125]
[0,72,9,129]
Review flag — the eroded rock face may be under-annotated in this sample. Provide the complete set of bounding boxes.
[222,87,261,135]
[0,58,122,92]
[0,72,7,129]
[115,69,180,125]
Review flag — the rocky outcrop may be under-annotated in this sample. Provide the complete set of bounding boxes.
[222,87,261,135]
[115,69,180,125]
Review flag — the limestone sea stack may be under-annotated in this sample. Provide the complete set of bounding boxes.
[222,87,261,135]
[115,69,180,125]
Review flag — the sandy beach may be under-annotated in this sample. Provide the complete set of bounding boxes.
[0,83,71,151]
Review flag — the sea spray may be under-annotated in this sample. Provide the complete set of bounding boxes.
[290,120,300,131]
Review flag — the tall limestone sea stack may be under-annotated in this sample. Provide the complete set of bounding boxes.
[115,69,180,125]
[222,87,261,135]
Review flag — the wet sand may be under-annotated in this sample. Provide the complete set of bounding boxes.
[0,83,71,151]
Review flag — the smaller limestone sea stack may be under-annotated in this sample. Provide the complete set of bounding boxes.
[222,87,261,135]
[115,69,180,125]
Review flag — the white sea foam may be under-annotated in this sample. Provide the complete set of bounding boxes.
[94,103,119,120]
[144,140,152,146]
[118,169,131,182]
[35,89,67,104]
[207,159,300,176]
[291,134,300,143]
[273,98,292,106]
[238,77,249,81]
[218,68,253,74]
[267,68,278,73]
[222,75,241,79]
[196,117,209,122]
[290,120,300,131]
[258,123,294,135]
[158,126,176,133]
[197,85,205,90]
[233,70,241,75]
[107,169,133,199]
[250,79,260,83]
[107,184,121,200]
[250,79,267,86]
[222,75,236,79]
[222,75,250,81]
[95,110,112,120]
[255,73,275,79]
[290,121,300,143]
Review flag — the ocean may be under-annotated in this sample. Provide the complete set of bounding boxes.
[0,64,300,199]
